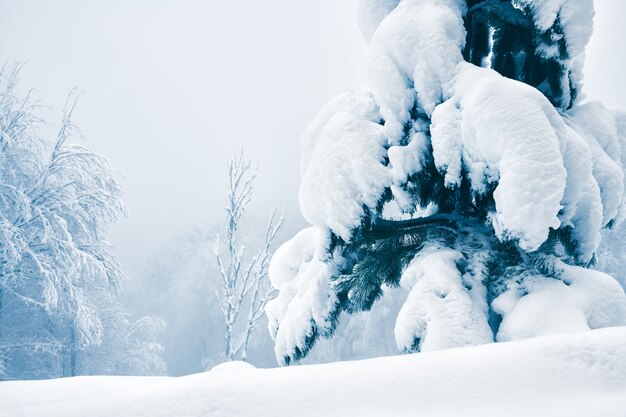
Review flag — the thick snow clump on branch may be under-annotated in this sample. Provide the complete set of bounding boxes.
[394,245,493,352]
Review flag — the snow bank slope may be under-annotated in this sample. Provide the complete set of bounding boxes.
[2,327,626,417]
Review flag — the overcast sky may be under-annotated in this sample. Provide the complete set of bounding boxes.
[1,1,624,272]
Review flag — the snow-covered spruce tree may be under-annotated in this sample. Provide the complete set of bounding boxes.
[212,152,284,363]
[0,66,165,379]
[266,0,626,365]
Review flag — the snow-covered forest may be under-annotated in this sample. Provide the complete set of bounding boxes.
[1,0,626,416]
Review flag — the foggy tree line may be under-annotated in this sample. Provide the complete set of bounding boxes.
[0,65,284,379]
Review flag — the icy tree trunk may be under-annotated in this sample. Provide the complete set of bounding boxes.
[223,200,237,361]
[240,210,282,362]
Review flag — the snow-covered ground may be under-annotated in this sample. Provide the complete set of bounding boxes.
[1,327,625,417]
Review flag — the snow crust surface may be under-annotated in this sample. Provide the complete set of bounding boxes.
[2,328,626,417]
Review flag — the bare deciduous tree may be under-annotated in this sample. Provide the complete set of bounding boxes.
[211,152,283,362]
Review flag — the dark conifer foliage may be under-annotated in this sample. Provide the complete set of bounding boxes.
[463,0,577,109]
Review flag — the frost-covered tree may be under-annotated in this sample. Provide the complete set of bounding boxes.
[212,153,284,362]
[77,302,167,377]
[597,225,626,292]
[266,0,626,365]
[0,66,164,379]
[116,316,167,376]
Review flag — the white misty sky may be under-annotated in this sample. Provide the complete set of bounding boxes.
[0,1,624,272]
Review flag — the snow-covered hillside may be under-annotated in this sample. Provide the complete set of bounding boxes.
[2,327,625,417]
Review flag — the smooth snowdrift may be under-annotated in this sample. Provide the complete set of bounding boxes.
[2,327,626,417]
